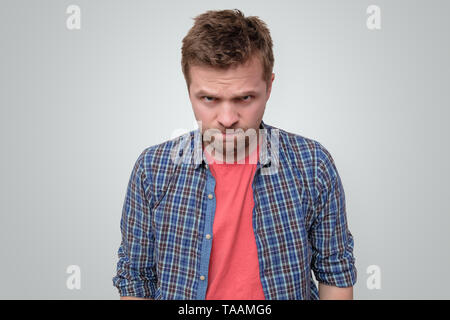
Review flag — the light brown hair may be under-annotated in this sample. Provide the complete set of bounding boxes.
[181,9,274,92]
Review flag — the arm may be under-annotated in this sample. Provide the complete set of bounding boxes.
[310,143,357,299]
[112,150,158,299]
[319,283,353,300]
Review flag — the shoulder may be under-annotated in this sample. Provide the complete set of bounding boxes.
[131,132,193,191]
[266,123,339,190]
[138,132,192,169]
[268,123,331,168]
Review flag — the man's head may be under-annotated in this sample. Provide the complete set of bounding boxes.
[181,9,275,162]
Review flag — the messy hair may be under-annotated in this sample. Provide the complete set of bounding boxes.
[181,9,274,92]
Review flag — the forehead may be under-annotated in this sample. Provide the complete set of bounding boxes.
[189,55,265,93]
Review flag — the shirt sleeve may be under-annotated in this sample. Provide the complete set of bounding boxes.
[310,143,357,288]
[112,149,158,298]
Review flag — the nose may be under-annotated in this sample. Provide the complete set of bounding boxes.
[217,105,239,130]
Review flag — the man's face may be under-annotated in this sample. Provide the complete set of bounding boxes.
[188,54,275,162]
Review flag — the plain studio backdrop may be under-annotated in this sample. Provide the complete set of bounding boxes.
[0,0,449,299]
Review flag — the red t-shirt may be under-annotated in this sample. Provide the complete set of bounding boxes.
[204,144,266,300]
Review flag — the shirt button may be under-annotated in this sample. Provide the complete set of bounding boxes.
[200,275,206,281]
[208,194,213,199]
[205,234,211,240]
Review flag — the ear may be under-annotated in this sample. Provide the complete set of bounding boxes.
[266,73,275,99]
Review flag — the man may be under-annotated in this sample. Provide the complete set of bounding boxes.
[113,9,357,300]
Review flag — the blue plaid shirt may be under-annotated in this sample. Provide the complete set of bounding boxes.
[112,120,357,299]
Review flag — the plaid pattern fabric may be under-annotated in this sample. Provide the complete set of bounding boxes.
[112,120,357,299]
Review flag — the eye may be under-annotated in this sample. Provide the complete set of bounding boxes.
[202,96,215,102]
[241,95,253,101]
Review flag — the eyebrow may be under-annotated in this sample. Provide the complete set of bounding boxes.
[194,90,258,98]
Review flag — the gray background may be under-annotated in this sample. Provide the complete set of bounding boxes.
[1,0,449,299]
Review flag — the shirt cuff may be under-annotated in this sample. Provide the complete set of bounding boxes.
[115,280,158,299]
[313,264,357,288]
